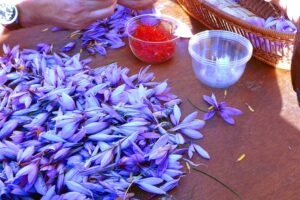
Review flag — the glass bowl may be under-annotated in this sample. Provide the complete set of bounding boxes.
[188,30,253,88]
[126,14,179,64]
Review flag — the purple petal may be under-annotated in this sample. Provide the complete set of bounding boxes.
[285,20,297,30]
[162,174,174,182]
[181,129,203,139]
[3,44,10,54]
[276,21,285,32]
[120,131,139,149]
[65,181,93,196]
[53,148,71,161]
[188,144,195,159]
[84,122,109,134]
[152,134,169,151]
[61,192,87,200]
[173,105,181,125]
[265,16,275,24]
[11,187,29,196]
[175,133,185,144]
[34,174,47,195]
[109,41,125,49]
[19,94,32,108]
[28,163,38,185]
[41,131,67,143]
[265,18,278,28]
[3,140,20,152]
[154,82,168,95]
[61,41,76,52]
[41,185,56,200]
[176,119,205,130]
[93,44,107,55]
[51,27,64,32]
[160,179,180,192]
[137,182,166,195]
[182,111,198,123]
[203,93,218,107]
[25,113,48,128]
[0,69,7,85]
[57,170,64,192]
[58,93,76,111]
[4,163,14,180]
[0,119,18,139]
[137,177,164,185]
[82,182,104,192]
[193,144,210,160]
[0,148,17,159]
[220,112,235,125]
[100,149,114,167]
[59,122,79,139]
[89,132,123,141]
[15,163,36,178]
[69,129,86,143]
[141,132,160,139]
[168,154,182,163]
[121,120,148,127]
[203,111,216,121]
[18,146,35,163]
[222,107,243,116]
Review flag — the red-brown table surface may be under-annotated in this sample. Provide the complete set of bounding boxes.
[1,1,300,200]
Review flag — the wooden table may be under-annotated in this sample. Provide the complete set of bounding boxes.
[1,1,300,199]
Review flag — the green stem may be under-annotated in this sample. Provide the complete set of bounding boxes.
[192,167,243,200]
[187,99,207,113]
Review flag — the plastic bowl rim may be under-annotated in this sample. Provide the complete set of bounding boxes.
[188,30,253,66]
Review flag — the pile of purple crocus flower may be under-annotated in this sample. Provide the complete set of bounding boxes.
[0,43,209,199]
[58,5,152,56]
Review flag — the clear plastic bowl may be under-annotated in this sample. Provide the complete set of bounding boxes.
[126,14,179,64]
[188,30,253,88]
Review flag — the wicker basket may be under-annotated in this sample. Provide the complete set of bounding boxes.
[177,0,296,70]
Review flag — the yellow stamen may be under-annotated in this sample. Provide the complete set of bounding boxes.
[36,129,42,136]
[236,154,246,162]
[70,32,80,38]
[18,65,25,70]
[246,103,255,112]
[186,162,191,173]
[208,106,214,110]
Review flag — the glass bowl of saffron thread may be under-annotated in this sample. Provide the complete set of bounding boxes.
[126,14,180,64]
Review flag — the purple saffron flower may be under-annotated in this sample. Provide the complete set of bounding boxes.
[0,119,18,139]
[202,93,243,125]
[53,5,156,56]
[93,44,107,55]
[265,16,297,33]
[0,69,7,85]
[136,182,166,195]
[0,43,214,199]
[51,27,64,32]
[61,41,77,52]
[36,43,52,53]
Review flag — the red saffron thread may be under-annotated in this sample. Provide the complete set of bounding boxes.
[129,23,176,63]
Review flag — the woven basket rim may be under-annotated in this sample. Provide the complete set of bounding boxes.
[200,0,295,39]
